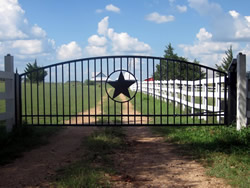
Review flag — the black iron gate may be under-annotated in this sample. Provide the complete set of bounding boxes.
[18,56,228,126]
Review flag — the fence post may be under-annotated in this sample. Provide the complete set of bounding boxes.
[4,54,15,132]
[236,53,247,130]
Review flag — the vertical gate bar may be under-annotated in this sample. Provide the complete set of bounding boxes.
[206,69,208,124]
[224,74,228,125]
[81,61,84,124]
[101,58,103,124]
[49,67,52,124]
[87,60,90,125]
[127,57,129,124]
[30,74,33,124]
[173,61,175,125]
[56,66,58,124]
[180,62,182,125]
[121,103,123,125]
[167,60,169,125]
[75,61,77,124]
[18,75,22,125]
[120,57,122,125]
[62,65,65,125]
[43,70,45,124]
[94,59,97,124]
[160,59,162,125]
[153,58,156,124]
[219,73,221,124]
[133,57,136,124]
[147,58,149,124]
[193,64,195,124]
[199,66,201,125]
[37,70,39,125]
[114,58,116,124]
[213,70,215,124]
[69,64,71,125]
[140,58,143,125]
[186,63,188,124]
[24,75,27,123]
[107,58,110,124]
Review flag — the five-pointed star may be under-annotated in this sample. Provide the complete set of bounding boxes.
[108,72,136,99]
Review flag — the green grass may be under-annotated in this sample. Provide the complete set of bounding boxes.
[22,82,104,124]
[53,127,125,188]
[152,126,250,188]
[0,124,61,165]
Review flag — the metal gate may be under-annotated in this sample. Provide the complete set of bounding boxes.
[18,56,228,126]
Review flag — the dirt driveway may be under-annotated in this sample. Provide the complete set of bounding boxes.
[0,94,230,187]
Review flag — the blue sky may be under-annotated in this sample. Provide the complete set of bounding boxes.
[0,0,250,72]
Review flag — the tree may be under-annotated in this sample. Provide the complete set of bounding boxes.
[154,43,205,80]
[24,60,47,82]
[216,45,233,73]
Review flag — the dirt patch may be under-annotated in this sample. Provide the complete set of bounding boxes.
[110,95,230,187]
[0,127,94,188]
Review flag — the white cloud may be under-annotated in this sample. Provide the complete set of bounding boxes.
[12,40,43,55]
[145,12,174,24]
[85,46,107,57]
[177,5,187,13]
[188,0,222,16]
[196,28,212,41]
[88,35,107,46]
[31,24,46,38]
[98,16,109,35]
[0,0,27,40]
[85,17,151,57]
[229,10,240,19]
[105,4,120,13]
[57,41,82,61]
[179,28,239,67]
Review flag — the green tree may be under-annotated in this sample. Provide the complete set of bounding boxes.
[215,45,233,73]
[24,60,47,82]
[154,43,205,80]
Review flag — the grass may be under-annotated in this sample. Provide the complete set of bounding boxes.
[21,82,104,124]
[131,91,215,124]
[152,126,250,188]
[0,124,61,165]
[53,127,126,188]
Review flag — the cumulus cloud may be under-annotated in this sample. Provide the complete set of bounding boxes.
[98,16,109,35]
[229,10,240,19]
[0,0,56,70]
[196,28,212,41]
[31,24,47,38]
[57,41,82,61]
[105,4,120,13]
[145,12,174,24]
[179,28,239,67]
[177,5,187,13]
[88,35,107,46]
[85,16,151,56]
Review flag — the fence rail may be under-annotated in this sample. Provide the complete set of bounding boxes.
[131,76,226,122]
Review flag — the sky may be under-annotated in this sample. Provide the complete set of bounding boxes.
[0,0,250,72]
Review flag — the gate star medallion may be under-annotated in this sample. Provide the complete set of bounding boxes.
[105,70,138,103]
[108,72,136,99]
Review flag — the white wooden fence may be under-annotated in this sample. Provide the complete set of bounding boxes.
[130,77,226,122]
[0,55,15,132]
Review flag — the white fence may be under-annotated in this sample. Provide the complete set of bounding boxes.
[130,77,226,122]
[0,55,15,132]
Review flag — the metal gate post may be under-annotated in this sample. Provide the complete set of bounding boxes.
[227,59,237,125]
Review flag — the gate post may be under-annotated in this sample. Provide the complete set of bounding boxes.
[4,55,15,132]
[227,59,237,125]
[236,53,247,130]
